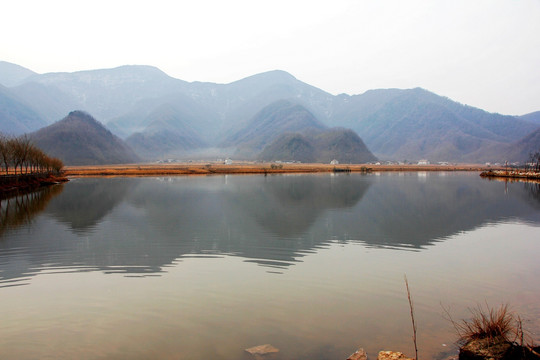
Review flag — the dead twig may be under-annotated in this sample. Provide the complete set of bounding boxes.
[404,275,418,360]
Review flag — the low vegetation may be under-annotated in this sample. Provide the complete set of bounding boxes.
[442,303,540,359]
[453,304,515,344]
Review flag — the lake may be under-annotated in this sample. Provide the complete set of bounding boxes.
[1,172,539,359]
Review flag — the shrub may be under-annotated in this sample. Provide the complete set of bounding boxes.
[455,303,515,344]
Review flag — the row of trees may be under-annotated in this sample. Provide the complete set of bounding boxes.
[0,134,63,176]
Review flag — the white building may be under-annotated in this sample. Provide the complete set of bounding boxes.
[330,159,339,165]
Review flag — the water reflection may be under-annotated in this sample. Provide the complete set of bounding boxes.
[120,175,372,269]
[0,185,64,236]
[240,174,368,236]
[1,173,540,285]
[478,176,540,210]
[524,181,540,206]
[45,178,135,233]
[337,173,540,248]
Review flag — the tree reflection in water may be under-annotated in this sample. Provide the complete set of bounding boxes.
[0,185,64,236]
[524,181,540,202]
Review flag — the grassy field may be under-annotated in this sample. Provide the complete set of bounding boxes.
[63,162,494,177]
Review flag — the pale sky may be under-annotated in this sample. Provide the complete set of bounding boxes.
[1,0,539,115]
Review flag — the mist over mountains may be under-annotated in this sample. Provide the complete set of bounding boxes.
[1,60,538,164]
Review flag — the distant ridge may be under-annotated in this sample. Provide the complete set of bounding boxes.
[333,87,539,162]
[31,111,140,165]
[0,61,36,87]
[2,60,539,163]
[125,103,208,160]
[259,128,377,164]
[0,84,46,134]
[520,111,540,125]
[223,100,326,158]
[19,65,189,121]
[509,127,540,161]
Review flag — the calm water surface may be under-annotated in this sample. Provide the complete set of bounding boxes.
[1,172,539,359]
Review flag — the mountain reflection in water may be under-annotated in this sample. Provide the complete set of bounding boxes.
[1,173,540,286]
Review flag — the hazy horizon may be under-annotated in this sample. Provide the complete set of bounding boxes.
[1,0,539,115]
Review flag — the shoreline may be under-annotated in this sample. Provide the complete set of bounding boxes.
[480,169,540,180]
[0,174,69,197]
[0,163,512,195]
[63,163,494,177]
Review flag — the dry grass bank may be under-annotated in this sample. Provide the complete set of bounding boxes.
[63,162,494,177]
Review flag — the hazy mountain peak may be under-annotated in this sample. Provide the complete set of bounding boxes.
[31,111,140,165]
[94,64,175,81]
[520,111,540,125]
[28,64,178,86]
[0,60,37,86]
[63,110,101,124]
[222,99,326,157]
[40,110,116,137]
[240,69,296,82]
[14,65,189,121]
[229,70,298,89]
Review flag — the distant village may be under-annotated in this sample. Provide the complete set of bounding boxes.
[153,154,534,169]
[155,158,460,166]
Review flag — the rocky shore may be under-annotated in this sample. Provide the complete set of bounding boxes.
[344,341,540,360]
[346,349,415,360]
[480,169,540,180]
[459,337,540,360]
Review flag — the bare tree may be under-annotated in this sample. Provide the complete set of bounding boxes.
[0,132,64,176]
[14,135,32,175]
[533,151,540,172]
[0,134,13,175]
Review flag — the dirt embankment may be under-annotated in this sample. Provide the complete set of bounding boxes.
[63,163,493,177]
[0,174,69,197]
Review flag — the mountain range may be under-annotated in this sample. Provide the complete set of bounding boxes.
[1,60,539,164]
